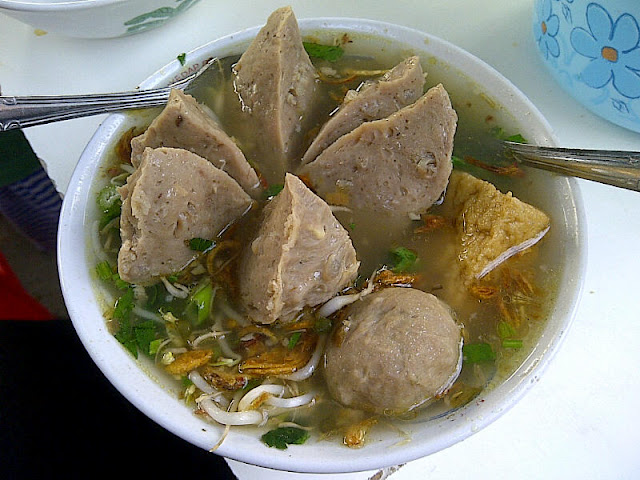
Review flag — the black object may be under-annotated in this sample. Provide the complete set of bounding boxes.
[0,320,237,479]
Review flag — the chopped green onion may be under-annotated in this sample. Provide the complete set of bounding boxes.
[149,338,164,355]
[97,184,122,227]
[263,183,284,199]
[303,42,344,62]
[390,246,418,273]
[502,339,523,349]
[181,375,194,388]
[189,282,214,326]
[96,261,112,281]
[288,332,302,350]
[177,53,186,66]
[497,321,516,339]
[188,237,214,252]
[504,133,527,144]
[462,342,496,363]
[261,426,310,449]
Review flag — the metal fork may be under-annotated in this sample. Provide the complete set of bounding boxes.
[0,58,217,132]
[504,141,640,192]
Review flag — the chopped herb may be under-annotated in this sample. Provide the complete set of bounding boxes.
[114,317,138,357]
[263,183,284,199]
[462,342,496,363]
[188,237,214,252]
[349,222,356,230]
[497,321,516,339]
[181,375,194,388]
[314,316,332,333]
[502,339,523,349]
[288,331,302,350]
[177,53,187,66]
[167,274,180,283]
[149,338,164,355]
[189,282,214,326]
[97,184,122,227]
[452,155,466,169]
[113,288,135,321]
[134,320,157,356]
[504,133,527,144]
[390,246,418,273]
[303,42,344,62]
[261,426,310,450]
[95,261,112,281]
[111,272,130,290]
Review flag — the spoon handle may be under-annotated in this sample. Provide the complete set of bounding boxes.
[0,89,172,131]
[505,141,640,192]
[0,59,214,131]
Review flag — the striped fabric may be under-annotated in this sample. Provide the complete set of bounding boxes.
[0,166,62,252]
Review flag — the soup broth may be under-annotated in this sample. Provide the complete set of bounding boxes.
[91,41,560,447]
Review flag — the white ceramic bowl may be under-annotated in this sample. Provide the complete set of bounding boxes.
[58,18,587,473]
[0,0,199,38]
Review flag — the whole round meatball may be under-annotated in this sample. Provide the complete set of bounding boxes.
[324,287,462,415]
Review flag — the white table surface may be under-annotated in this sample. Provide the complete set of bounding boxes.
[2,1,639,479]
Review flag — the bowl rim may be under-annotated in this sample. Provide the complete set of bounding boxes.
[0,0,134,12]
[58,17,587,473]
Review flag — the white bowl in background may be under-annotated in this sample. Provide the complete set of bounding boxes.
[58,18,587,473]
[0,0,199,38]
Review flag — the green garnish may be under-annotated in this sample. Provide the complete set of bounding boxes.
[504,133,527,144]
[113,288,135,321]
[303,42,344,62]
[177,53,187,66]
[314,316,332,333]
[502,339,523,349]
[188,237,214,252]
[390,246,418,273]
[189,282,214,326]
[349,222,356,230]
[288,331,302,350]
[261,426,310,450]
[95,261,112,281]
[149,338,164,355]
[263,183,284,199]
[497,321,516,339]
[97,184,122,228]
[462,342,496,364]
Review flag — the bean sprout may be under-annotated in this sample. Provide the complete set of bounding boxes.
[266,392,316,409]
[188,370,215,395]
[279,334,327,381]
[317,269,378,318]
[160,276,189,298]
[191,329,230,348]
[196,396,265,426]
[237,385,285,411]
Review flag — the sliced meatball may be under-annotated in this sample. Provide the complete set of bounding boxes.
[301,56,425,164]
[324,287,462,415]
[232,6,319,182]
[118,147,252,284]
[130,89,261,197]
[238,173,359,324]
[299,84,457,215]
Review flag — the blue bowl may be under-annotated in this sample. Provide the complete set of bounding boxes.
[533,0,640,132]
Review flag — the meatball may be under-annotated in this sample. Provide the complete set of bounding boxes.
[324,287,462,415]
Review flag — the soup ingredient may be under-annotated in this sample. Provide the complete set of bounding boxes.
[117,147,253,284]
[261,426,310,449]
[303,42,344,62]
[299,84,457,215]
[130,89,261,197]
[445,171,550,281]
[301,55,425,164]
[238,173,359,324]
[232,6,319,179]
[324,287,462,414]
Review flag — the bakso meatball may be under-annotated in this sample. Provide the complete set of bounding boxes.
[324,287,462,415]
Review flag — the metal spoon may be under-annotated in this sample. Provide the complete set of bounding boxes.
[0,58,217,132]
[504,141,640,192]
